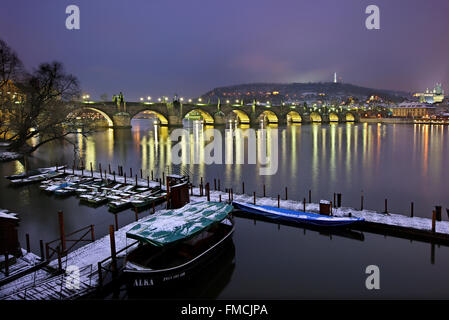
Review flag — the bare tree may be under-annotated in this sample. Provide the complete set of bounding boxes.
[0,39,88,155]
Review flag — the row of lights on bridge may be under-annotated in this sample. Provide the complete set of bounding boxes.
[139,96,209,104]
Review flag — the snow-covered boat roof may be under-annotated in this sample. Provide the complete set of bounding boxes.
[126,201,232,247]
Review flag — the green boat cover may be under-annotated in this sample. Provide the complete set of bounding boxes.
[126,201,233,247]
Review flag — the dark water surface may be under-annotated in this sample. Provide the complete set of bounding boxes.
[1,120,449,298]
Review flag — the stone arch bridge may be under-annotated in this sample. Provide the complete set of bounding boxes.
[69,101,370,128]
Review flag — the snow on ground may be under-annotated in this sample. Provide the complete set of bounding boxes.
[46,209,172,285]
[0,151,22,162]
[0,250,48,298]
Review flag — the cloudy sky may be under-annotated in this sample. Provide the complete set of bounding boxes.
[1,0,449,100]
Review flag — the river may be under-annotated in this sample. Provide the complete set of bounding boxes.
[1,120,449,298]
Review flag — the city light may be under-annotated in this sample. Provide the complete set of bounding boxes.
[140,97,144,101]
[147,96,151,100]
[158,98,161,102]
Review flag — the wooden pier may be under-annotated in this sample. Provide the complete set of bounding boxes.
[188,184,449,247]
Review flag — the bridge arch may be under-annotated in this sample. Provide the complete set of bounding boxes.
[231,109,250,124]
[286,111,302,123]
[183,109,215,124]
[257,110,279,123]
[329,112,339,122]
[345,112,355,122]
[68,107,114,127]
[310,112,322,123]
[131,110,169,125]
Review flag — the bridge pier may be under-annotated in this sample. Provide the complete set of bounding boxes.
[112,112,132,128]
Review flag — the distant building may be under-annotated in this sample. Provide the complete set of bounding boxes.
[390,102,435,118]
[413,83,445,104]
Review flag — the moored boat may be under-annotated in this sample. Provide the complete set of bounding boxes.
[232,201,364,227]
[9,171,64,186]
[123,201,234,289]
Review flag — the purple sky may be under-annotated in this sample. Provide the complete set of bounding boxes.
[1,0,449,100]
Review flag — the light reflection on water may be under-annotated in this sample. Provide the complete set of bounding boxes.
[1,120,449,298]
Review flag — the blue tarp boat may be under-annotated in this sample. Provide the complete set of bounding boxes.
[232,201,364,227]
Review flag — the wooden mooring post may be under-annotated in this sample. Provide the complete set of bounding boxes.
[360,191,364,211]
[432,210,436,233]
[114,214,118,231]
[219,194,222,202]
[108,164,111,174]
[231,188,233,202]
[113,171,116,182]
[190,183,193,196]
[97,261,103,288]
[147,176,150,188]
[124,173,127,184]
[206,183,210,202]
[90,162,93,177]
[25,233,30,253]
[134,207,139,221]
[58,211,66,253]
[130,167,133,178]
[57,246,62,271]
[151,170,154,180]
[277,195,280,208]
[308,190,311,203]
[140,169,143,179]
[40,240,44,260]
[285,187,288,200]
[337,193,342,208]
[99,163,102,176]
[90,225,95,241]
[242,182,245,194]
[109,225,117,274]
[253,192,256,205]
[263,184,266,197]
[410,202,414,217]
[435,206,442,222]
[384,198,388,214]
[303,198,306,212]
